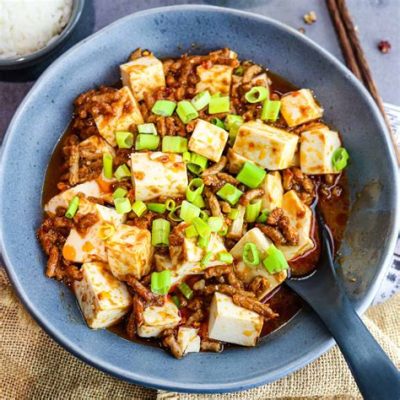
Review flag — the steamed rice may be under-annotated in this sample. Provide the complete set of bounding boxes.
[0,0,73,59]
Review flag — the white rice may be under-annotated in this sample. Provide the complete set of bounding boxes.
[0,0,73,59]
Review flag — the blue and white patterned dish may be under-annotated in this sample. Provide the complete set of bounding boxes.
[0,6,398,393]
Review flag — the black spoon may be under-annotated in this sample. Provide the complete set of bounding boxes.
[286,211,400,400]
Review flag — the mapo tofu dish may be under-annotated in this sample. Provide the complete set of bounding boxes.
[38,48,350,358]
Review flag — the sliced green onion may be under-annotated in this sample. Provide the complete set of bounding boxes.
[243,242,260,266]
[177,100,199,124]
[201,251,213,268]
[162,136,188,153]
[234,65,244,76]
[192,216,211,238]
[208,96,230,114]
[208,216,224,232]
[332,147,350,171]
[179,200,201,222]
[262,244,289,274]
[114,164,131,180]
[187,153,208,175]
[186,178,204,202]
[147,203,167,214]
[132,200,147,217]
[218,252,233,264]
[218,224,228,237]
[216,183,243,206]
[245,86,269,103]
[115,131,133,149]
[182,151,192,163]
[113,187,128,199]
[137,123,157,135]
[151,270,172,295]
[257,209,270,223]
[102,153,113,179]
[191,194,206,209]
[151,218,170,246]
[185,224,198,238]
[197,234,211,249]
[168,205,182,222]
[135,134,160,151]
[65,196,79,219]
[228,208,239,220]
[171,295,181,308]
[210,117,226,130]
[237,161,266,189]
[165,199,176,211]
[261,100,281,121]
[191,91,211,111]
[199,209,209,221]
[114,197,131,214]
[152,100,176,116]
[245,200,262,223]
[225,114,243,131]
[178,282,193,299]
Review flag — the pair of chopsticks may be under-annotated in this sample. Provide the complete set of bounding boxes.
[326,0,400,165]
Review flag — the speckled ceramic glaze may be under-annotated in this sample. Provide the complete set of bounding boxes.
[0,6,398,393]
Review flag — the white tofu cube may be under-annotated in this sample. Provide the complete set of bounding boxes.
[177,327,201,355]
[62,200,125,263]
[120,55,166,101]
[105,224,152,280]
[196,64,233,95]
[278,190,315,260]
[45,181,104,214]
[73,262,131,329]
[230,228,287,298]
[232,121,299,170]
[137,300,181,338]
[227,148,251,174]
[280,89,323,127]
[261,171,283,211]
[208,292,263,346]
[94,86,143,146]
[300,124,342,174]
[188,119,228,162]
[130,152,188,201]
[78,135,115,158]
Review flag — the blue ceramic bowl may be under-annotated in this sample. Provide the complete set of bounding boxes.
[0,5,399,394]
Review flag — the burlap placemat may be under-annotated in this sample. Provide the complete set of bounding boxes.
[1,268,399,400]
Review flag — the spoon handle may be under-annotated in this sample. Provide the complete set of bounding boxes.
[311,291,400,400]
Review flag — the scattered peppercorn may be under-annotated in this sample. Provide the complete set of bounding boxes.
[378,40,391,54]
[303,11,317,25]
[298,27,306,34]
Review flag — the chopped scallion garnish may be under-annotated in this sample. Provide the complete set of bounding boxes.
[115,131,134,149]
[245,86,269,103]
[210,117,226,130]
[218,252,233,264]
[102,153,113,179]
[168,205,183,222]
[186,178,204,202]
[177,100,199,124]
[228,208,239,220]
[197,233,211,249]
[114,197,131,214]
[151,270,172,295]
[171,295,181,308]
[114,164,131,180]
[201,251,213,268]
[65,196,79,219]
[179,200,201,222]
[208,216,224,233]
[185,224,198,238]
[261,99,281,121]
[191,91,211,111]
[332,147,349,171]
[112,187,128,199]
[165,198,176,211]
[147,203,167,214]
[243,242,260,266]
[192,216,211,239]
[208,95,230,114]
[151,100,176,117]
[151,218,170,246]
[137,123,157,135]
[135,134,160,151]
[162,136,188,153]
[178,282,194,299]
[216,183,243,206]
[256,209,270,223]
[236,161,266,189]
[245,199,262,223]
[132,200,147,217]
[262,244,289,274]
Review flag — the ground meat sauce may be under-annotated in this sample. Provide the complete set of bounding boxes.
[39,48,350,358]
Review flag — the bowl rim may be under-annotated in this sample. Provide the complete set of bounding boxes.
[1,4,399,394]
[0,0,85,69]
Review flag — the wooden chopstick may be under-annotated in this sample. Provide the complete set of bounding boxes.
[326,0,400,165]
